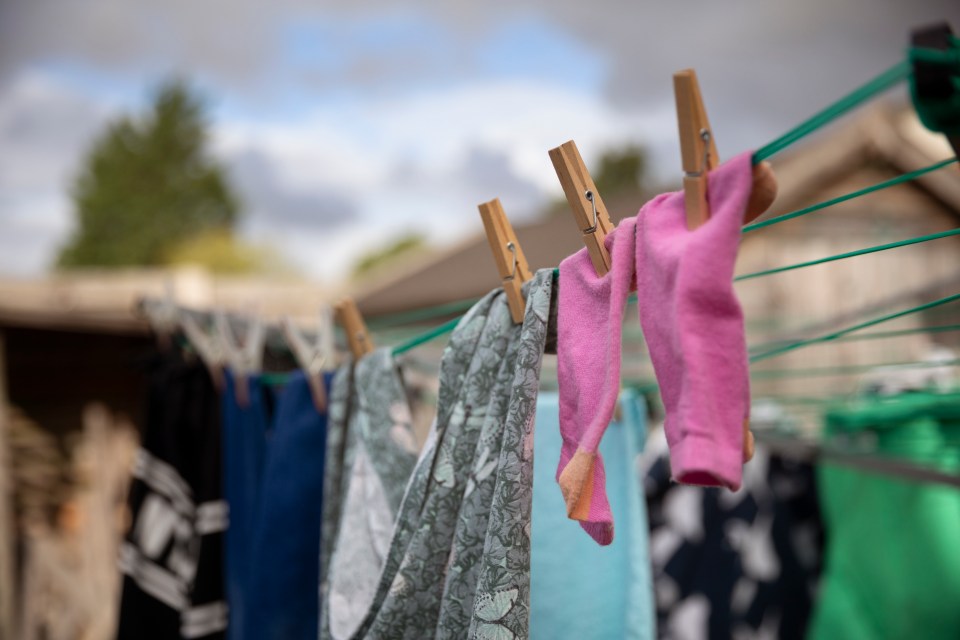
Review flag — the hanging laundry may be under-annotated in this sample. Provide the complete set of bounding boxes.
[320,349,420,640]
[220,370,272,640]
[117,354,228,640]
[336,269,554,640]
[643,436,823,640]
[245,370,333,640]
[530,388,655,640]
[557,152,755,544]
[809,392,960,640]
[318,363,354,595]
[220,369,333,640]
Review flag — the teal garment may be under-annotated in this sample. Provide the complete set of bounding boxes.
[530,389,655,640]
[810,392,960,640]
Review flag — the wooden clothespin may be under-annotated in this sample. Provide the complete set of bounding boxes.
[216,309,265,408]
[282,306,335,413]
[674,69,720,230]
[478,198,533,323]
[675,69,755,462]
[549,140,615,275]
[335,297,374,359]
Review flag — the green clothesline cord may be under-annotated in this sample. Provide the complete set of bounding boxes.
[375,157,956,337]
[749,292,960,363]
[735,226,960,281]
[388,271,960,358]
[752,60,912,163]
[756,394,848,407]
[381,59,943,356]
[743,157,958,233]
[749,323,960,353]
[626,355,960,395]
[368,297,480,329]
[388,256,960,357]
[752,357,960,380]
[392,316,462,356]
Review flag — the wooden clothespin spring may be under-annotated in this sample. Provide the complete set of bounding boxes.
[548,140,615,275]
[478,198,532,323]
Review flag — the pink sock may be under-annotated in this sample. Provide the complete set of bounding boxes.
[556,217,636,546]
[637,151,753,490]
[557,151,754,544]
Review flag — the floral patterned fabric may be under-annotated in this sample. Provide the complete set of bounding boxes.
[341,268,555,640]
[320,349,420,640]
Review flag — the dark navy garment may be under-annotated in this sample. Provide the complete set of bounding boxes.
[247,371,331,640]
[221,370,330,640]
[221,372,272,640]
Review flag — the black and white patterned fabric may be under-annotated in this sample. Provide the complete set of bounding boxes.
[642,431,823,640]
[117,354,228,640]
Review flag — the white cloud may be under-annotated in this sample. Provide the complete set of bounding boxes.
[0,70,671,279]
[0,72,113,194]
[5,0,957,279]
[214,78,675,281]
[0,71,118,272]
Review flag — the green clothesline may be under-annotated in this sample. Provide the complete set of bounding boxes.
[386,55,942,357]
[592,322,960,370]
[381,154,956,349]
[392,316,462,356]
[752,60,911,163]
[748,323,960,353]
[743,157,958,233]
[367,297,480,329]
[383,160,955,334]
[749,293,960,363]
[735,226,960,281]
[390,256,960,358]
[751,357,960,380]
[625,355,960,396]
[756,394,849,407]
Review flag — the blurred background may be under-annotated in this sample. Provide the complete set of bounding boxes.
[2,1,960,638]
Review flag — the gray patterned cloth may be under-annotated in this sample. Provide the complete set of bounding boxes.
[339,268,556,640]
[320,349,421,640]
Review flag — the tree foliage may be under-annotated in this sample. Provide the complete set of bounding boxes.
[547,145,649,217]
[593,145,648,197]
[352,233,427,278]
[164,228,290,275]
[58,79,240,268]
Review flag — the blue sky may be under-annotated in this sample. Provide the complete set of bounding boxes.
[1,0,957,281]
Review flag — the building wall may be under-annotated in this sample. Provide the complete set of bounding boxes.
[735,161,960,415]
[4,328,152,437]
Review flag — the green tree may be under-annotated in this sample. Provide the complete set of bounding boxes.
[593,145,647,197]
[352,233,427,279]
[58,79,240,268]
[165,228,290,275]
[547,145,649,217]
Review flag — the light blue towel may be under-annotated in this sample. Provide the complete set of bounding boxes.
[530,389,655,640]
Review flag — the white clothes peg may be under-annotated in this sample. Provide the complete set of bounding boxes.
[180,311,227,390]
[282,305,336,412]
[216,310,265,408]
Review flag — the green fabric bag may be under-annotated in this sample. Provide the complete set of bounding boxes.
[810,392,960,640]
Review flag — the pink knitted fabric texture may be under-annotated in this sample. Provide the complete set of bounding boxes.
[557,151,754,545]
